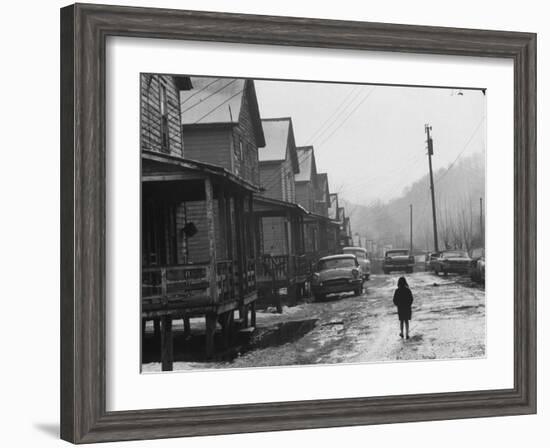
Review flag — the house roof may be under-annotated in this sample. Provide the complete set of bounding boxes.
[316,173,329,196]
[180,77,265,146]
[259,118,299,172]
[295,146,317,183]
[259,119,289,162]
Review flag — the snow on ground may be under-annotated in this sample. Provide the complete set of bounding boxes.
[142,271,485,372]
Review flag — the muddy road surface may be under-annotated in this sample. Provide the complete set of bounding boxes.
[142,271,485,372]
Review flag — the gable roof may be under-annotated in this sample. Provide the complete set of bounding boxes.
[316,173,329,196]
[259,118,299,172]
[180,77,265,146]
[295,146,317,183]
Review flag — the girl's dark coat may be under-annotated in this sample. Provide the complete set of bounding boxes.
[393,286,414,321]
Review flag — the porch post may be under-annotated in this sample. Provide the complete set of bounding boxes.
[205,176,218,303]
[300,215,306,254]
[234,194,245,300]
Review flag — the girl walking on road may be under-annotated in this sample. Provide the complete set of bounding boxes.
[393,276,414,339]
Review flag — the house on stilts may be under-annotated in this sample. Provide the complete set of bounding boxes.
[254,117,310,308]
[140,75,263,370]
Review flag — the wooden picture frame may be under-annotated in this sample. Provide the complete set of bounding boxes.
[60,3,536,444]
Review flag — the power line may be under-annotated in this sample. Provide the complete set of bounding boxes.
[179,78,222,107]
[260,88,377,194]
[194,90,244,124]
[316,88,376,147]
[305,86,360,143]
[180,79,238,115]
[434,115,486,185]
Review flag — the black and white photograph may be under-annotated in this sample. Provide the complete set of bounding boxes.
[140,74,487,372]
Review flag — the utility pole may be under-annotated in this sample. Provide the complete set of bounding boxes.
[480,197,484,246]
[409,204,413,253]
[425,124,439,253]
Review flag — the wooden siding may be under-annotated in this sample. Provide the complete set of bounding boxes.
[261,217,288,255]
[182,127,231,168]
[140,74,183,157]
[281,157,296,203]
[259,153,295,202]
[295,182,316,213]
[231,86,260,185]
[304,222,319,253]
[259,163,283,201]
[181,200,224,263]
[181,80,261,187]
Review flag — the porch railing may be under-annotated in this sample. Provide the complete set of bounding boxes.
[216,260,235,302]
[142,260,243,308]
[142,263,210,306]
[256,255,291,282]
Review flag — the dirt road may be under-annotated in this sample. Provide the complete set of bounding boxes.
[142,271,485,372]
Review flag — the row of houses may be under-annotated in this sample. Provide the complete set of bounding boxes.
[141,75,354,370]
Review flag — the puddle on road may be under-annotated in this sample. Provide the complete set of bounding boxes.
[142,319,318,363]
[245,319,318,351]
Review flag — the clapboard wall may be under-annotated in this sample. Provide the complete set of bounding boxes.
[140,74,183,157]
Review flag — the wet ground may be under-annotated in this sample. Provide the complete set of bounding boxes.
[142,271,485,372]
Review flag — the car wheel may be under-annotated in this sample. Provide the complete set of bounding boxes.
[313,293,324,302]
[353,288,361,296]
[365,274,370,281]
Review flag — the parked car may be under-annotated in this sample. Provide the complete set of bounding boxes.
[425,252,440,271]
[342,247,371,280]
[383,249,415,274]
[469,248,485,283]
[431,250,472,275]
[310,254,363,301]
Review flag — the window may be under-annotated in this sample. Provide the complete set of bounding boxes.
[159,83,170,152]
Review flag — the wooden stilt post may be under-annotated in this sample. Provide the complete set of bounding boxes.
[160,315,173,371]
[239,305,249,328]
[205,313,217,359]
[219,311,234,349]
[153,318,161,343]
[183,316,190,338]
[250,301,256,328]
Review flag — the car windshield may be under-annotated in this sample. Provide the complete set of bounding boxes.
[386,250,408,256]
[442,251,468,258]
[318,258,356,270]
[343,249,366,259]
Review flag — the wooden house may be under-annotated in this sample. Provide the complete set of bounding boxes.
[324,193,351,253]
[328,193,340,221]
[337,207,353,248]
[294,146,323,255]
[141,74,192,157]
[179,77,264,186]
[141,75,261,370]
[315,173,330,217]
[313,172,341,254]
[254,118,309,307]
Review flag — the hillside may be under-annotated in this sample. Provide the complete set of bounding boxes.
[342,151,485,254]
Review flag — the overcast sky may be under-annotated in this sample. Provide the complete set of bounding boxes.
[254,79,486,206]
